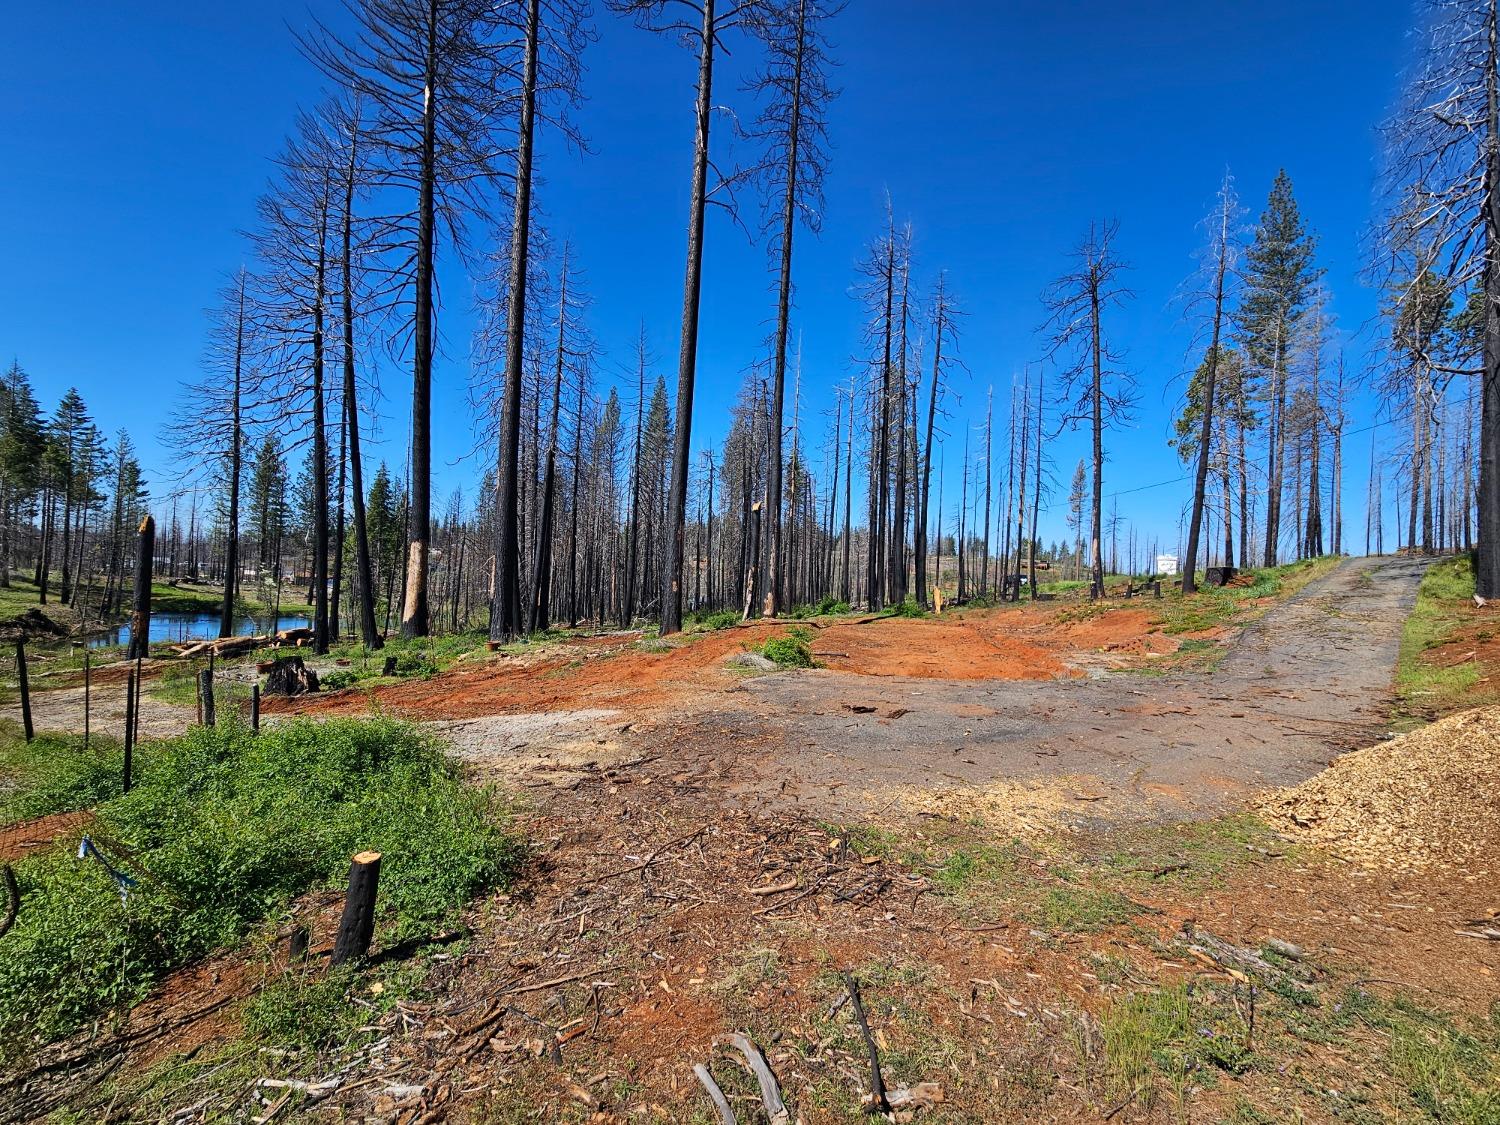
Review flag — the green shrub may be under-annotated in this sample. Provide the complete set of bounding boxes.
[0,729,129,824]
[320,667,366,691]
[693,610,740,632]
[758,626,817,669]
[816,595,851,616]
[889,597,928,618]
[0,716,523,1050]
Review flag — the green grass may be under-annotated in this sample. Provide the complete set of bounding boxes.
[0,724,128,824]
[1096,813,1291,892]
[1150,556,1340,638]
[1081,961,1500,1122]
[0,715,523,1052]
[1093,981,1252,1110]
[1396,553,1485,721]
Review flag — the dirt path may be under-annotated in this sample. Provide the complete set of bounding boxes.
[14,556,1428,833]
[644,554,1432,828]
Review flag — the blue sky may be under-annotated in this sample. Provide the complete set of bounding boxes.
[0,0,1421,558]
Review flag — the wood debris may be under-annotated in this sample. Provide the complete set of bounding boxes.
[1257,706,1500,873]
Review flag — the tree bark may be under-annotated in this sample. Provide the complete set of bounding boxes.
[490,0,539,641]
[659,0,716,636]
[401,0,440,638]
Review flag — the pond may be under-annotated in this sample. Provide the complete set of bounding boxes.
[86,612,312,650]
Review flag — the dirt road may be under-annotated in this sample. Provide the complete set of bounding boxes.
[18,556,1428,833]
[666,554,1431,827]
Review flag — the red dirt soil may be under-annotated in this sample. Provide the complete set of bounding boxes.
[0,810,92,863]
[269,605,1177,722]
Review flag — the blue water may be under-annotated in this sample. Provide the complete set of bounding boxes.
[88,612,311,649]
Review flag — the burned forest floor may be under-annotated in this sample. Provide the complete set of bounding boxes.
[5,553,1500,1124]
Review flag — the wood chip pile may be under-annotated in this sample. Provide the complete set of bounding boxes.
[1258,707,1500,874]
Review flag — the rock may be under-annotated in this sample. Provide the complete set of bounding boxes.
[727,651,777,672]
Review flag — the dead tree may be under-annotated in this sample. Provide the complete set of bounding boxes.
[1042,221,1135,600]
[915,274,958,606]
[491,0,590,642]
[1181,172,1241,593]
[747,0,838,617]
[611,0,754,635]
[302,0,516,637]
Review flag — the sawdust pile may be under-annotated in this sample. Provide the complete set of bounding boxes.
[881,774,1118,836]
[1258,707,1500,873]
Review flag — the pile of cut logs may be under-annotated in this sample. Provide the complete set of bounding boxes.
[169,626,315,660]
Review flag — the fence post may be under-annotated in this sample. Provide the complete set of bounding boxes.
[198,669,216,728]
[331,851,382,966]
[127,515,154,662]
[250,684,260,733]
[15,641,32,743]
[123,671,135,793]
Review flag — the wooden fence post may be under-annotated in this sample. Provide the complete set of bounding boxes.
[250,684,260,733]
[14,641,32,743]
[330,851,382,966]
[198,669,216,728]
[127,515,154,662]
[123,671,135,793]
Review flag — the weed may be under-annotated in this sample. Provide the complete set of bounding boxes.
[0,727,129,824]
[1396,553,1488,720]
[0,716,523,1050]
[758,626,817,668]
[243,969,359,1051]
[887,597,928,618]
[932,843,1018,891]
[690,609,740,632]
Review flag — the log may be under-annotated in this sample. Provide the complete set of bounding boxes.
[14,641,31,743]
[331,851,381,966]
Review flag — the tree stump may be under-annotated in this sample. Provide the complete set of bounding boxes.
[264,657,320,696]
[331,851,381,966]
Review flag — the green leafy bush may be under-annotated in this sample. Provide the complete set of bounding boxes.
[693,610,740,632]
[0,716,522,1050]
[889,597,928,618]
[320,667,366,691]
[816,595,851,616]
[0,728,129,825]
[758,626,817,669]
